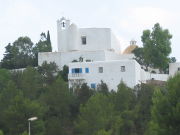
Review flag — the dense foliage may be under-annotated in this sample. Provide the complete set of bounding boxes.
[133,23,175,72]
[0,31,52,69]
[145,74,180,135]
[0,62,179,135]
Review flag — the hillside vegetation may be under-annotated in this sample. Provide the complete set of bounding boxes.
[0,24,179,135]
[0,64,179,135]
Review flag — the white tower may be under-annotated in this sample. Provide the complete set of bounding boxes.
[67,23,79,51]
[130,39,137,46]
[57,17,70,52]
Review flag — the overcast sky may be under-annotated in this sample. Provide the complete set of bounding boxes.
[0,0,180,61]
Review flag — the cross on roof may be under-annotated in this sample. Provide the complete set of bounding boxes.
[62,21,65,28]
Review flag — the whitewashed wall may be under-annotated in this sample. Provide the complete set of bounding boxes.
[38,52,61,68]
[78,28,111,51]
[169,62,180,76]
[105,51,134,61]
[151,73,169,81]
[111,32,121,53]
[68,60,139,91]
[57,18,122,53]
[68,59,169,90]
[38,50,132,70]
[60,51,106,68]
[140,69,168,82]
[38,50,107,69]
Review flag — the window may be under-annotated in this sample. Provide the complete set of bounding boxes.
[72,68,82,73]
[72,68,75,73]
[99,67,103,73]
[121,66,126,72]
[85,68,89,73]
[62,22,65,28]
[91,83,96,89]
[81,36,86,45]
[79,68,83,73]
[178,67,180,71]
[61,21,66,29]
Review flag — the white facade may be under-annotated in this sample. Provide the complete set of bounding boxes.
[38,17,178,90]
[68,60,141,90]
[68,60,169,90]
[39,17,122,69]
[38,50,130,69]
[57,17,121,53]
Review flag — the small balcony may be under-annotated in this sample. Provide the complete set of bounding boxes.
[68,73,85,79]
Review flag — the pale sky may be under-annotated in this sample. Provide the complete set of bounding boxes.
[0,0,180,61]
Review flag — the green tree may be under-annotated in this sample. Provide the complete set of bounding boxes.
[0,69,11,91]
[1,37,35,69]
[141,23,172,71]
[109,82,137,135]
[94,129,111,135]
[33,31,52,66]
[38,61,58,85]
[97,80,109,95]
[74,83,94,105]
[75,94,114,135]
[0,81,20,132]
[47,30,51,47]
[0,81,19,107]
[169,57,176,63]
[21,131,28,135]
[58,65,69,82]
[3,93,45,135]
[114,110,137,135]
[41,77,73,135]
[113,81,136,112]
[0,43,14,69]
[33,31,52,64]
[0,130,3,135]
[34,31,52,52]
[132,47,147,69]
[19,67,43,100]
[146,74,180,135]
[134,84,155,135]
[0,80,45,135]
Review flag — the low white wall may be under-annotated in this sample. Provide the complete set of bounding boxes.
[38,50,107,69]
[140,68,168,82]
[151,73,169,81]
[38,52,61,68]
[105,51,134,61]
[60,50,106,68]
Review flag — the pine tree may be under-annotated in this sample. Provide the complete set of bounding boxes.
[47,30,52,52]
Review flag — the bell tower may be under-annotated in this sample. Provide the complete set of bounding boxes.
[130,39,137,46]
[57,17,70,52]
[58,17,70,30]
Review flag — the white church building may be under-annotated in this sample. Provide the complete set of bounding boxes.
[38,17,180,91]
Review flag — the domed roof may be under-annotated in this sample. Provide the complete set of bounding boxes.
[123,40,138,54]
[123,45,138,54]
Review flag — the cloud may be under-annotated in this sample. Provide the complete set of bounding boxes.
[117,36,130,52]
[131,7,175,27]
[0,1,41,60]
[114,7,178,48]
[118,7,176,31]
